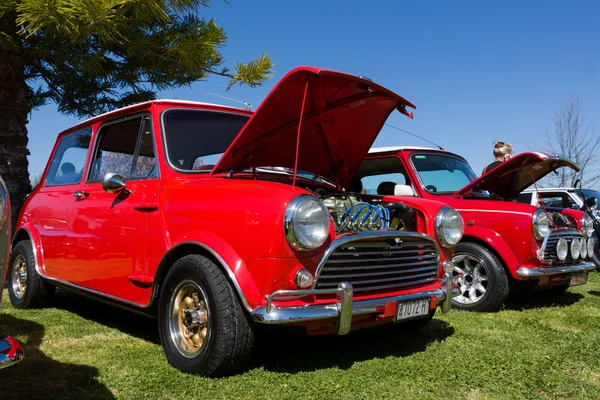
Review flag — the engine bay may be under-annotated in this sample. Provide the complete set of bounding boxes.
[313,189,417,234]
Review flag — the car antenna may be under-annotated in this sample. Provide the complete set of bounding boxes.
[202,91,252,111]
[384,123,444,150]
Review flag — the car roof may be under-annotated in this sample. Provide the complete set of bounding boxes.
[61,99,249,136]
[368,146,465,159]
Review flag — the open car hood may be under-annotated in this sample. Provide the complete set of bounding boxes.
[455,152,580,200]
[212,66,415,187]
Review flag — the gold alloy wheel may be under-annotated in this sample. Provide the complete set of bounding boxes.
[11,255,28,299]
[168,280,210,358]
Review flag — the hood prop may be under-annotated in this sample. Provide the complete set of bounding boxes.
[293,79,311,187]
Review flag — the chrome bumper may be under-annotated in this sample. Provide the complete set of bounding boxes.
[0,336,24,369]
[251,272,457,335]
[517,261,596,278]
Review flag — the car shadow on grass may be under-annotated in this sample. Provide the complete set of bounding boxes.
[0,314,115,400]
[249,319,454,374]
[51,289,161,345]
[504,291,584,311]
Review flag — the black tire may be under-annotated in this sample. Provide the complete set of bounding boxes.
[592,250,600,272]
[158,254,255,376]
[451,242,509,312]
[8,240,55,309]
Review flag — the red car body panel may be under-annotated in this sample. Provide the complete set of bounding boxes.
[366,147,589,283]
[14,68,454,330]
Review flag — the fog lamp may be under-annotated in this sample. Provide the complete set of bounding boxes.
[588,238,595,260]
[580,238,588,259]
[571,238,580,259]
[556,238,568,261]
[295,269,314,289]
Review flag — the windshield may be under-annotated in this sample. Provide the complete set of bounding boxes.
[410,153,478,194]
[162,109,250,172]
[579,189,600,202]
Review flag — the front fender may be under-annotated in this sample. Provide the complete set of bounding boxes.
[157,231,261,312]
[462,225,522,279]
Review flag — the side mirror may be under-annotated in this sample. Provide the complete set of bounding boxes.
[394,184,415,197]
[102,173,127,194]
[586,197,598,209]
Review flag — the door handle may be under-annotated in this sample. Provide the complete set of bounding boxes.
[73,191,89,200]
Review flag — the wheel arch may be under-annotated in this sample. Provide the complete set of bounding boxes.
[459,229,522,281]
[11,225,45,276]
[151,241,256,313]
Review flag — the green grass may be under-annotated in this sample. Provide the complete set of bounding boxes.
[1,274,600,400]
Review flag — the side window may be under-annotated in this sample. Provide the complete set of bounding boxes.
[356,157,411,195]
[515,193,532,204]
[89,116,157,182]
[132,118,157,178]
[44,129,92,186]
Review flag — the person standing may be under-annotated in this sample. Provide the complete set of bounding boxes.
[482,141,514,175]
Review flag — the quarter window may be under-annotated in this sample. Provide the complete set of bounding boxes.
[89,116,157,182]
[44,129,92,186]
[356,157,412,195]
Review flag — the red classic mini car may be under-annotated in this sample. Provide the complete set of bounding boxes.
[8,67,462,376]
[0,174,24,369]
[359,148,596,312]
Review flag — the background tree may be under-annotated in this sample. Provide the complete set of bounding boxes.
[540,96,600,188]
[0,0,273,227]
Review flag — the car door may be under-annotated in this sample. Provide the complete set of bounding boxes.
[34,129,92,280]
[66,115,160,301]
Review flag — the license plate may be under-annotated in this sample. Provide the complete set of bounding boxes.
[395,298,430,322]
[570,273,588,287]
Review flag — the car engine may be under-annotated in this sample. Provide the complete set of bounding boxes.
[316,192,417,234]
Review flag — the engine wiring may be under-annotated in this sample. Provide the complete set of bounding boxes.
[338,202,391,233]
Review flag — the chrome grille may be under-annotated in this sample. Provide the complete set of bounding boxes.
[315,235,439,293]
[544,230,584,264]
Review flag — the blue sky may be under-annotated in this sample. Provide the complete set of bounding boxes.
[26,0,600,181]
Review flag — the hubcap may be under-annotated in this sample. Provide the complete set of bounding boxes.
[11,255,28,299]
[452,254,489,305]
[168,280,210,358]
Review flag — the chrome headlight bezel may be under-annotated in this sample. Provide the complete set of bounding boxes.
[532,209,550,240]
[435,206,464,248]
[284,195,330,251]
[582,214,594,238]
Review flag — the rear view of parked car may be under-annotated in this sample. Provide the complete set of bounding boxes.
[0,174,24,368]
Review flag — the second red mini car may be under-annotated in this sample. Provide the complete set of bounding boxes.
[8,67,462,375]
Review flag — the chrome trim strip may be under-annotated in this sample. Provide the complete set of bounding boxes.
[516,262,595,277]
[0,337,24,369]
[253,281,453,333]
[311,230,441,289]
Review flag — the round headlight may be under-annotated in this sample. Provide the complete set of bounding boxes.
[556,238,568,261]
[435,206,464,247]
[582,214,594,237]
[571,238,580,259]
[580,238,588,259]
[284,195,330,250]
[588,237,596,260]
[532,209,550,240]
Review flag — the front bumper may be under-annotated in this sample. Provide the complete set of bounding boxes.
[0,336,24,369]
[251,272,457,335]
[517,261,596,278]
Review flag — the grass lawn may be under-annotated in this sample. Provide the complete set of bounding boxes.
[1,273,600,400]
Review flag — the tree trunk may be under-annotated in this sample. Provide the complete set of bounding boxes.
[0,45,31,231]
